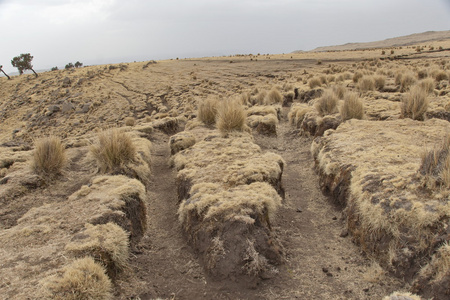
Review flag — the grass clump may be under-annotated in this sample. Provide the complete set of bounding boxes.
[288,104,311,127]
[90,129,136,174]
[308,77,322,89]
[401,85,429,121]
[198,97,219,125]
[265,88,283,105]
[42,257,112,300]
[315,89,338,116]
[358,76,375,92]
[374,75,386,91]
[400,73,417,92]
[123,116,135,126]
[32,136,67,176]
[332,84,346,99]
[418,78,435,94]
[352,71,363,83]
[340,92,364,121]
[216,98,247,134]
[419,135,450,189]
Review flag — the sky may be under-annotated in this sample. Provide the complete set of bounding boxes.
[0,0,449,74]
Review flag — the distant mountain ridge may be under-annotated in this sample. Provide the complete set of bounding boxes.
[299,30,450,52]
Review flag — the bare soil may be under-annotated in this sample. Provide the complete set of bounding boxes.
[118,112,403,300]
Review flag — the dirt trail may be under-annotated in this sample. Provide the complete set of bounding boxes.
[120,112,403,299]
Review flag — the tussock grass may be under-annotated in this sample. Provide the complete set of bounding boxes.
[401,85,429,121]
[308,77,322,89]
[332,84,346,99]
[383,292,422,300]
[42,257,112,300]
[374,75,386,91]
[264,89,283,105]
[358,76,375,92]
[32,136,67,176]
[340,92,364,121]
[400,73,417,92]
[123,117,135,126]
[198,97,219,125]
[288,104,311,128]
[433,70,449,82]
[255,90,268,105]
[315,89,338,116]
[216,99,247,134]
[418,78,435,94]
[90,129,136,174]
[419,135,450,189]
[353,71,363,83]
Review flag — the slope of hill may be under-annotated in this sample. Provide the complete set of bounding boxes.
[302,30,450,52]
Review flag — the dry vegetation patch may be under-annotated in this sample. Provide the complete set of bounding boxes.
[171,129,284,281]
[311,118,450,299]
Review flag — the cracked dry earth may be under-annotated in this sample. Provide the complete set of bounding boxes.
[118,114,403,300]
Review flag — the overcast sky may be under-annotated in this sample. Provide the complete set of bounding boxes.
[0,0,449,73]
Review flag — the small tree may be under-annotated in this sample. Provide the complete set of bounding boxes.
[0,65,10,80]
[51,66,58,71]
[65,62,74,69]
[11,53,37,77]
[74,61,83,68]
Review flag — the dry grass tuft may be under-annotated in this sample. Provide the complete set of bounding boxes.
[308,77,322,89]
[90,129,136,174]
[340,92,364,121]
[434,70,449,82]
[374,75,386,90]
[265,89,283,105]
[123,117,135,126]
[198,97,219,126]
[418,78,436,94]
[419,135,450,189]
[383,291,422,300]
[31,136,67,176]
[216,98,247,134]
[42,257,113,300]
[288,104,311,128]
[400,73,417,92]
[353,71,363,83]
[332,84,346,99]
[401,85,429,121]
[315,89,338,116]
[358,76,375,92]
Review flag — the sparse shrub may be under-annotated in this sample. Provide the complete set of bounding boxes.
[65,62,74,70]
[400,73,417,92]
[417,69,428,79]
[32,136,67,176]
[124,117,135,126]
[419,135,450,189]
[401,85,429,121]
[51,66,58,71]
[265,89,283,104]
[42,257,112,300]
[390,50,395,55]
[353,71,363,83]
[358,76,375,92]
[90,129,136,174]
[308,77,321,89]
[315,89,338,116]
[340,92,364,121]
[374,75,386,91]
[216,98,247,134]
[198,97,219,125]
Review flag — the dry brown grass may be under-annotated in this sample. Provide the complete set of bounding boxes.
[315,89,338,116]
[374,75,386,91]
[419,135,450,189]
[308,77,322,89]
[31,136,67,176]
[198,97,219,125]
[42,257,113,300]
[418,78,435,94]
[401,85,429,121]
[265,88,283,105]
[358,76,375,92]
[90,129,136,174]
[216,98,247,134]
[340,92,365,121]
[124,117,135,126]
[433,70,449,82]
[288,104,311,128]
[332,84,346,99]
[400,73,417,92]
[353,71,363,83]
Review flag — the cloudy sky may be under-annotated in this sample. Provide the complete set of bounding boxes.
[0,0,449,73]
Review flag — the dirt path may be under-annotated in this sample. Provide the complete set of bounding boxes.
[120,113,403,299]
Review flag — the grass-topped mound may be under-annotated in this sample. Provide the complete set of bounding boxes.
[171,128,285,283]
[311,118,449,299]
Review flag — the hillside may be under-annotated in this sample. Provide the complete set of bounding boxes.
[302,30,450,52]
